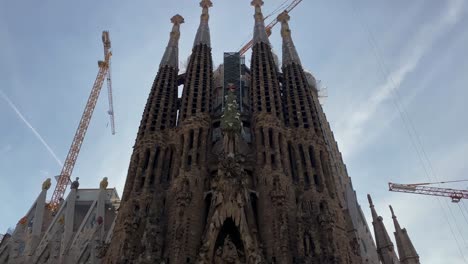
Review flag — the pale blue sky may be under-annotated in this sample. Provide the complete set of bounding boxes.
[1,0,468,263]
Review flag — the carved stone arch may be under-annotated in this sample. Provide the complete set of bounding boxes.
[213,218,246,263]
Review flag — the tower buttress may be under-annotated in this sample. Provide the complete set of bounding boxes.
[249,1,292,263]
[368,195,400,264]
[166,1,213,263]
[278,11,361,263]
[103,15,183,263]
[390,206,420,264]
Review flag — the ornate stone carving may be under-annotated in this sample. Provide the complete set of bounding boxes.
[42,178,52,190]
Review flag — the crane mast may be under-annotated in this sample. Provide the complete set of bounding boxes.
[389,182,468,203]
[49,33,113,211]
[239,0,303,56]
[102,31,116,135]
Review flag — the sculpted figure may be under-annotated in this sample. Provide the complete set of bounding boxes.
[42,178,52,190]
[221,84,242,156]
[221,235,241,264]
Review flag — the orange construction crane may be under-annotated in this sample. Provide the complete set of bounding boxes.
[389,180,468,203]
[49,31,115,211]
[239,0,303,56]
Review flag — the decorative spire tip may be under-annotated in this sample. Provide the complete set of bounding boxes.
[171,14,185,25]
[389,205,396,218]
[367,194,374,207]
[277,11,290,23]
[200,0,213,8]
[251,0,264,7]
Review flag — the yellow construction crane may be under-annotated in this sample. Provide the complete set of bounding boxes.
[49,31,115,211]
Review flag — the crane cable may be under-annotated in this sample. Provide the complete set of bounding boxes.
[348,1,468,260]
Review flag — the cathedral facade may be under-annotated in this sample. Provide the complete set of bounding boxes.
[100,1,418,263]
[0,1,422,264]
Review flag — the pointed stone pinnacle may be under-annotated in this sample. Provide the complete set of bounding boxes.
[389,205,396,218]
[367,194,374,207]
[171,14,185,25]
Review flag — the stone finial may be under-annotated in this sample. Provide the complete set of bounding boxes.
[200,0,213,9]
[278,11,290,37]
[193,0,212,47]
[277,11,290,24]
[160,14,184,68]
[251,0,264,7]
[171,14,185,25]
[71,177,80,190]
[100,177,109,190]
[42,178,52,190]
[251,0,270,45]
[367,194,374,207]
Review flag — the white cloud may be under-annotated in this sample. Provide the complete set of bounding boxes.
[336,0,465,157]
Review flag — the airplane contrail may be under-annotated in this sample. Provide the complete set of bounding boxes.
[0,89,63,167]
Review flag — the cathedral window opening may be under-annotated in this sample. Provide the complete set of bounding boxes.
[189,129,195,149]
[203,193,212,228]
[260,128,265,146]
[139,176,146,190]
[299,145,306,167]
[262,152,266,165]
[143,149,151,172]
[179,135,185,168]
[304,172,311,188]
[303,234,315,256]
[313,174,320,188]
[197,128,203,150]
[309,146,316,168]
[186,257,190,263]
[319,201,325,213]
[268,128,274,148]
[271,154,276,169]
[288,142,298,183]
[158,148,169,184]
[150,147,160,185]
[187,155,192,168]
[165,148,173,183]
[249,193,259,233]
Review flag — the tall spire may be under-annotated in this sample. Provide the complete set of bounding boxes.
[179,0,213,121]
[367,195,400,264]
[277,11,301,66]
[278,10,320,130]
[160,14,184,68]
[251,0,270,45]
[193,0,212,47]
[390,206,420,264]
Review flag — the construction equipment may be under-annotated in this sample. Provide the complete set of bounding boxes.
[49,32,115,211]
[239,0,303,56]
[102,31,116,135]
[389,181,468,203]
